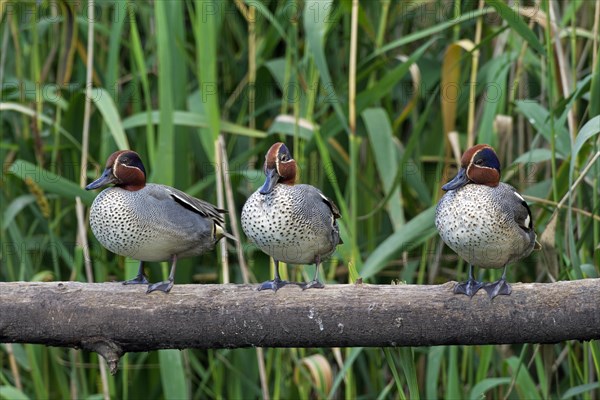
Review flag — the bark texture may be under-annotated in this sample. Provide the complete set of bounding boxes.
[1,280,598,373]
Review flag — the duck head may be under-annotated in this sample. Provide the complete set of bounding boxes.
[442,144,501,191]
[259,142,297,194]
[86,150,147,191]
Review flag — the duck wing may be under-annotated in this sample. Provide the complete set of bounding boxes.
[164,186,227,226]
[510,190,534,233]
[319,192,341,220]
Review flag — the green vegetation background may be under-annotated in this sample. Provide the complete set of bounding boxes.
[1,0,599,399]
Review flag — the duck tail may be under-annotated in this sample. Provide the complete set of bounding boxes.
[215,224,238,242]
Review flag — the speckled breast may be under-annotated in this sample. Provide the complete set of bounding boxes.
[89,188,156,259]
[435,184,534,268]
[241,185,338,264]
[89,186,215,262]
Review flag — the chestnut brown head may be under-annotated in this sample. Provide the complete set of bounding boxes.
[259,142,297,194]
[86,150,147,192]
[442,144,501,191]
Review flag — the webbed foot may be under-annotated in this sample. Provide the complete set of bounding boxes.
[146,280,174,294]
[454,279,484,298]
[258,278,289,292]
[483,279,512,299]
[123,274,149,285]
[301,280,325,290]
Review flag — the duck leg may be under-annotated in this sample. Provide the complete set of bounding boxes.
[301,256,325,290]
[454,265,484,297]
[483,266,512,299]
[123,261,149,285]
[258,260,289,291]
[146,255,177,294]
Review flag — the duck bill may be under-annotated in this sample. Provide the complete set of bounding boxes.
[85,168,115,190]
[442,167,469,191]
[259,168,280,194]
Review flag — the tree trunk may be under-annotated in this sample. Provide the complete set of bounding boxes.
[1,279,598,374]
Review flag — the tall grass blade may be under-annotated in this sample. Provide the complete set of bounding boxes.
[0,386,30,400]
[426,346,444,399]
[477,55,511,146]
[362,108,404,229]
[446,346,461,399]
[469,377,511,400]
[361,207,437,279]
[328,347,362,400]
[304,0,349,134]
[561,382,600,399]
[357,39,436,113]
[153,1,176,184]
[187,91,215,162]
[505,356,542,400]
[570,116,600,170]
[441,40,475,139]
[475,346,494,383]
[590,51,600,117]
[195,0,221,142]
[383,349,406,400]
[8,160,95,205]
[158,350,188,400]
[0,103,80,150]
[90,88,130,151]
[268,115,315,140]
[369,8,494,60]
[514,101,571,155]
[121,110,266,138]
[513,148,565,164]
[398,347,419,400]
[127,2,156,165]
[2,195,35,231]
[484,0,545,54]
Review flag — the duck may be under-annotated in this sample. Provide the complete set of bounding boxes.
[435,144,540,299]
[241,142,342,291]
[85,150,232,293]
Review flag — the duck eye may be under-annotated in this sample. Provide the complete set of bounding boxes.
[280,154,288,161]
[474,159,484,165]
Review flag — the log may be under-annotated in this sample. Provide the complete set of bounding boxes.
[1,279,599,374]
